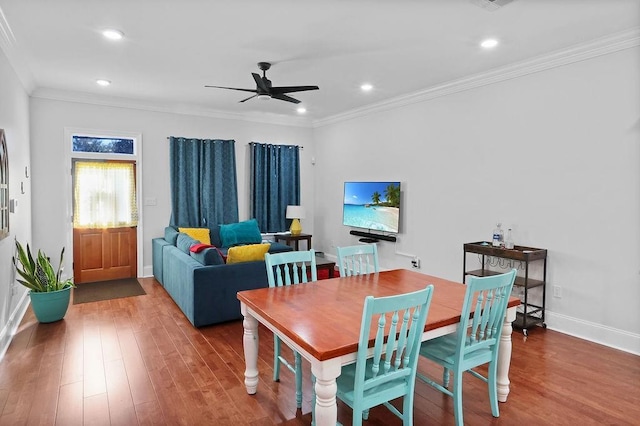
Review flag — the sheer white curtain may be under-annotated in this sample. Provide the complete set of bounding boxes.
[73,161,138,228]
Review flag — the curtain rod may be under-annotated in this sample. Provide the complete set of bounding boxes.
[248,143,303,149]
[165,137,303,149]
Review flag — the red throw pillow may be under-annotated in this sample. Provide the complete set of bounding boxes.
[190,243,214,253]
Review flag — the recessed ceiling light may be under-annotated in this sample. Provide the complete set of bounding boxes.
[480,38,499,49]
[360,83,373,92]
[96,79,111,87]
[102,29,124,40]
[297,107,307,114]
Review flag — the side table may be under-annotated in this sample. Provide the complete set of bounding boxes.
[275,233,312,251]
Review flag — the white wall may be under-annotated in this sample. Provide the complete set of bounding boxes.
[28,99,315,276]
[313,47,640,354]
[0,48,32,356]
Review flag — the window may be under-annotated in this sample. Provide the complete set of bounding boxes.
[72,136,135,155]
[73,160,138,228]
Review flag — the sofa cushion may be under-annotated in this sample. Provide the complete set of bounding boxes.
[215,247,228,263]
[176,233,199,254]
[268,242,295,254]
[209,225,222,248]
[165,226,180,245]
[219,219,262,248]
[179,227,211,245]
[190,247,224,266]
[226,243,270,264]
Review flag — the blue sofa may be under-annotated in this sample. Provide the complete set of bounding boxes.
[152,223,292,327]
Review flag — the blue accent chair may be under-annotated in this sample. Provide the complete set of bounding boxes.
[264,249,317,409]
[336,244,379,276]
[416,269,517,426]
[334,285,434,426]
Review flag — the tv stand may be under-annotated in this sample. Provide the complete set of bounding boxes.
[349,229,397,242]
[358,237,379,243]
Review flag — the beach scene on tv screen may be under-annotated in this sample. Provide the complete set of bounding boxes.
[343,182,400,232]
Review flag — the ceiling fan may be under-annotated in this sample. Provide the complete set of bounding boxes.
[205,62,319,104]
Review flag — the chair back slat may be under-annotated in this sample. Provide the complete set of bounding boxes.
[265,249,317,288]
[458,269,516,360]
[355,285,433,395]
[336,244,379,277]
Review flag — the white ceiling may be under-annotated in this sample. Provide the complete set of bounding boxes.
[0,0,638,123]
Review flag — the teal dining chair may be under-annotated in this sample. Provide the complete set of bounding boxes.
[416,269,517,426]
[264,249,317,409]
[336,244,379,276]
[334,285,434,426]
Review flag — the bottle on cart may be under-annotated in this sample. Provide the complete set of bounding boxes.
[492,223,504,247]
[505,228,514,249]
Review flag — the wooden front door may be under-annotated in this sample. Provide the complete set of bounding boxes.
[72,159,138,284]
[73,227,137,284]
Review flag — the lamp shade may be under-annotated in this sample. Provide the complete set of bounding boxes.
[286,205,305,219]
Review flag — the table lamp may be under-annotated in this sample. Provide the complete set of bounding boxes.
[286,205,305,235]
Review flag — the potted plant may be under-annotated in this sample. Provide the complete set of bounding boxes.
[12,240,74,323]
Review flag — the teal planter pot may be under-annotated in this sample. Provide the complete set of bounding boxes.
[29,287,72,323]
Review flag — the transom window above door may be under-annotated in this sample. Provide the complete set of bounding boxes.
[72,136,135,155]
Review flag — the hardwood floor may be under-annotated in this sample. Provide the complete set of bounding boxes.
[0,277,638,425]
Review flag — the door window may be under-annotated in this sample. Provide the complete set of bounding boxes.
[73,161,138,228]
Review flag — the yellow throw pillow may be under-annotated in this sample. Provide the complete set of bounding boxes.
[178,227,211,245]
[226,243,270,264]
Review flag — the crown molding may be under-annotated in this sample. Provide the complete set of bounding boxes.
[0,5,35,93]
[313,27,640,128]
[30,88,313,128]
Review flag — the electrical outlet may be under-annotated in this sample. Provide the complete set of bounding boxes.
[411,256,421,269]
[553,285,562,298]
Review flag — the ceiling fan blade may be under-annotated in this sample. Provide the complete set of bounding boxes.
[205,85,257,93]
[270,85,319,95]
[252,73,269,92]
[239,94,258,103]
[271,93,301,104]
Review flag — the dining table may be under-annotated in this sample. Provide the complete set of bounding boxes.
[237,268,519,426]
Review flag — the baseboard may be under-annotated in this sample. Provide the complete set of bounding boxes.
[546,311,640,356]
[0,292,30,361]
[142,265,154,278]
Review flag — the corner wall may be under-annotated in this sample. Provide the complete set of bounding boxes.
[313,47,640,354]
[0,47,32,357]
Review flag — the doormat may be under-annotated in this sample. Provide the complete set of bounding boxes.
[73,278,146,304]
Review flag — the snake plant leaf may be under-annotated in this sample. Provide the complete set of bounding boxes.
[56,247,65,283]
[16,278,40,292]
[14,262,46,292]
[15,242,36,276]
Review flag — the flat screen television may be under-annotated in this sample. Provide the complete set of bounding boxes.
[343,181,401,233]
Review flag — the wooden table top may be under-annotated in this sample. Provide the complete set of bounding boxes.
[238,269,519,361]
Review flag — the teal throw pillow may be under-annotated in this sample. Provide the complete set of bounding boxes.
[176,233,199,254]
[165,226,179,245]
[219,219,262,248]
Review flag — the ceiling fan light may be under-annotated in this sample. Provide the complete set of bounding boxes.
[257,94,271,101]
